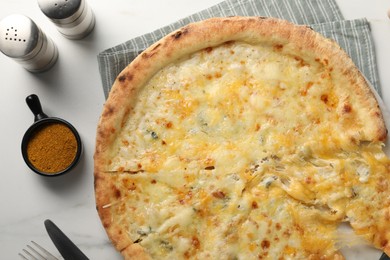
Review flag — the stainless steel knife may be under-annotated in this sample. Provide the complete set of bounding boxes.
[44,219,89,260]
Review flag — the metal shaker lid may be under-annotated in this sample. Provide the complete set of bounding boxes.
[0,14,40,58]
[37,0,82,20]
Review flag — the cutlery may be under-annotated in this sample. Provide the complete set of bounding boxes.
[44,219,89,260]
[380,253,390,260]
[19,240,59,260]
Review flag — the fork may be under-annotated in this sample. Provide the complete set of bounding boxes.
[18,241,59,260]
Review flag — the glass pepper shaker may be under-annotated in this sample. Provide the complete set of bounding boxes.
[0,14,58,73]
[37,0,95,40]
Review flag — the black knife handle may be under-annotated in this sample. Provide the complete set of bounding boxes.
[381,253,390,260]
[44,219,89,260]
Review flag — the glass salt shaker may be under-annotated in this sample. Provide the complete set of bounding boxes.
[37,0,95,40]
[0,14,58,73]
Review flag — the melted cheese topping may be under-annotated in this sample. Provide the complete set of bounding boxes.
[105,42,390,259]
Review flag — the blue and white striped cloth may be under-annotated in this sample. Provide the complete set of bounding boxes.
[97,0,380,98]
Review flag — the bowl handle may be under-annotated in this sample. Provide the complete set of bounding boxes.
[26,94,49,122]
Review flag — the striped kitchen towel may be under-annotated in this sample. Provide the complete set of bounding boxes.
[97,0,380,98]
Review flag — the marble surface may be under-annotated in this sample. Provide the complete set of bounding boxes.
[0,0,390,259]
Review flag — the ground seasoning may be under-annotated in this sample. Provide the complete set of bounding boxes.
[27,123,78,173]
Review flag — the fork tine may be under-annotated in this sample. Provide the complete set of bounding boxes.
[18,253,29,260]
[27,244,45,259]
[22,248,39,260]
[31,241,57,258]
[32,241,58,259]
[19,241,59,260]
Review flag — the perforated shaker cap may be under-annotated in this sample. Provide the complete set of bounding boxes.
[37,0,82,20]
[0,14,40,58]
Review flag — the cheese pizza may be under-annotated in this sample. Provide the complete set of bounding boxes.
[94,17,390,259]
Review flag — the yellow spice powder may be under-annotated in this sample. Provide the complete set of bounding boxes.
[27,123,78,173]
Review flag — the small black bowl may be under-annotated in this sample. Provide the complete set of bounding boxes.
[21,94,82,177]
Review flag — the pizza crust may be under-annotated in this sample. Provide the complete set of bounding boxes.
[94,17,388,258]
[94,172,133,251]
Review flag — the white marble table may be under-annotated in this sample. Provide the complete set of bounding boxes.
[0,0,389,259]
